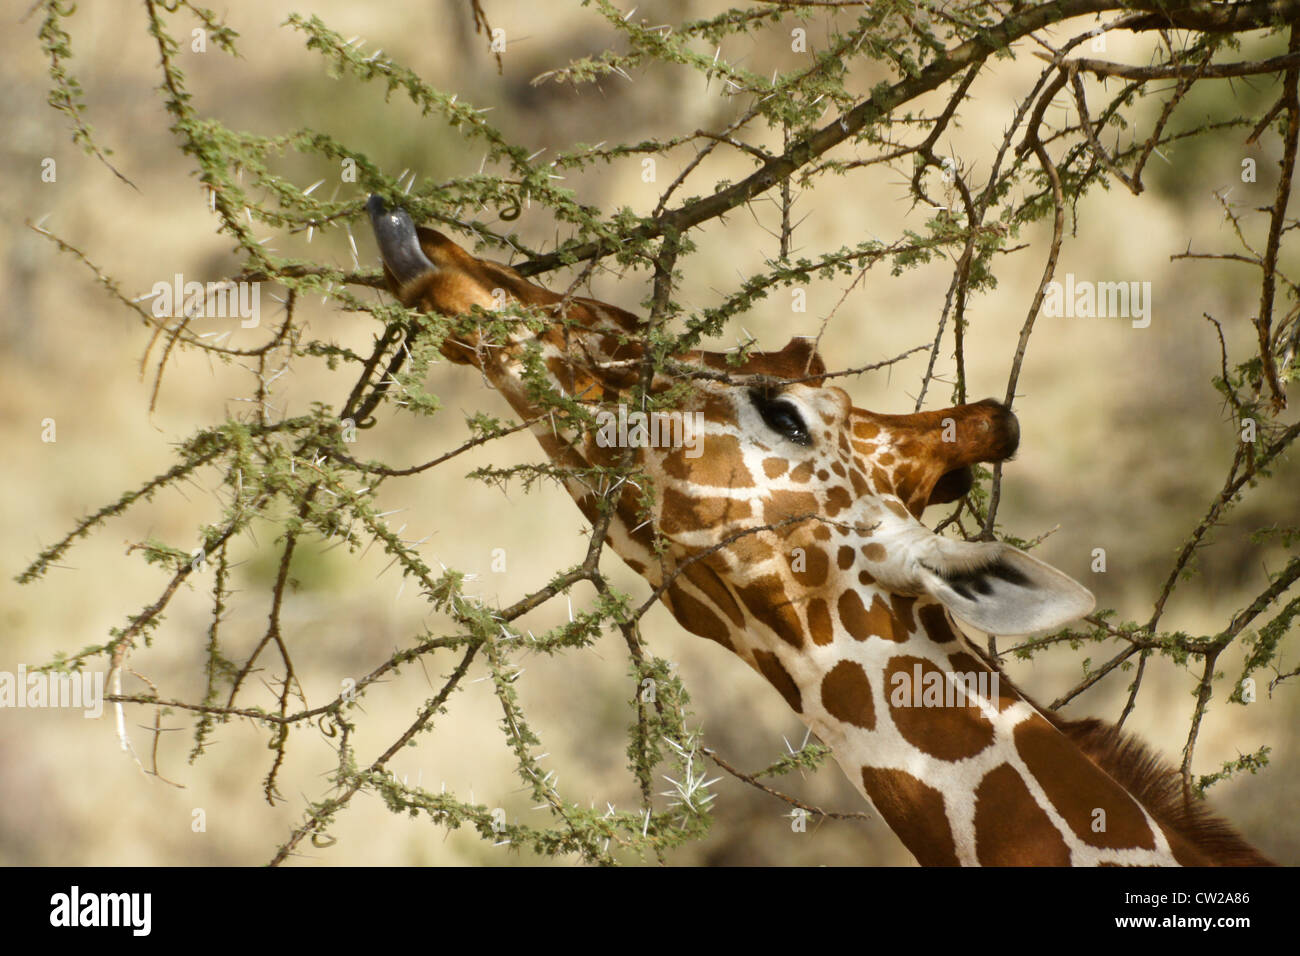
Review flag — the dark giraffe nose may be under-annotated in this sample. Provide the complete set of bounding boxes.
[970,398,1020,462]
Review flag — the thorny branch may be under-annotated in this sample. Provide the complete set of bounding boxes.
[24,0,1300,863]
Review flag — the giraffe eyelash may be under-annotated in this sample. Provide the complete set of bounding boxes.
[748,381,786,404]
[748,386,812,446]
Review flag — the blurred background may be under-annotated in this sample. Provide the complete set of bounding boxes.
[1,0,1296,866]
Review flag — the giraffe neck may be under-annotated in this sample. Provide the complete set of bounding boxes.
[742,587,1200,866]
[469,348,1193,865]
[446,330,1236,867]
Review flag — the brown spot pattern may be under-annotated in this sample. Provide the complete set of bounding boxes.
[839,592,906,643]
[862,542,887,562]
[806,597,834,645]
[838,590,871,641]
[662,435,754,486]
[973,763,1072,865]
[682,561,745,628]
[1014,717,1156,851]
[918,604,958,644]
[660,487,750,536]
[825,485,853,517]
[947,652,1021,713]
[725,534,775,566]
[753,650,801,713]
[860,767,959,866]
[889,595,917,633]
[820,661,876,729]
[789,545,829,588]
[665,583,733,651]
[736,576,805,649]
[763,490,819,529]
[883,498,910,520]
[886,656,995,760]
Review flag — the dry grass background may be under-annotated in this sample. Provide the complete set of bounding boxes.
[1,0,1296,866]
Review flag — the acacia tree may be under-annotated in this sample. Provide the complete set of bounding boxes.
[24,0,1299,864]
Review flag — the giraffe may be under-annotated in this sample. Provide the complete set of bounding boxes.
[365,195,1273,866]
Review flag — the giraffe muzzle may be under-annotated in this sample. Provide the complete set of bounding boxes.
[927,399,1019,504]
[968,398,1020,461]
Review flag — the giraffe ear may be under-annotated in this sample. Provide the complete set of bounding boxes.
[913,540,1095,636]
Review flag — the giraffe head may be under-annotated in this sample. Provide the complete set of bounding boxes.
[367,196,1094,652]
[616,347,1094,644]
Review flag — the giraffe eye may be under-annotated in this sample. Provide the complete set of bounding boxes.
[750,389,811,446]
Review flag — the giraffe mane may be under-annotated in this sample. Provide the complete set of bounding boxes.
[1051,716,1275,866]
